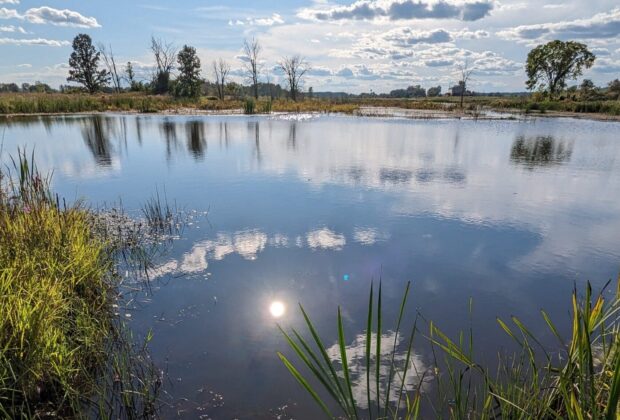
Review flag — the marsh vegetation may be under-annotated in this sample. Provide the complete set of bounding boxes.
[0,152,165,417]
[279,280,620,419]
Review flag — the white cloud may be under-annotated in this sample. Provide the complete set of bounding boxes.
[17,63,31,68]
[24,6,101,28]
[228,13,284,27]
[0,24,23,32]
[0,37,70,46]
[0,0,19,4]
[593,58,620,73]
[0,7,20,19]
[0,6,100,28]
[498,8,620,42]
[298,0,494,22]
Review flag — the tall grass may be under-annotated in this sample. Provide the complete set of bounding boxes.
[279,279,620,419]
[0,151,161,417]
[243,97,256,114]
[1,93,618,118]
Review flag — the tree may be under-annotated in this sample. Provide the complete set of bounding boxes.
[99,43,121,93]
[607,79,620,100]
[279,55,309,101]
[124,62,137,91]
[67,34,109,94]
[175,45,202,98]
[526,40,595,99]
[242,38,262,99]
[151,36,177,94]
[0,83,19,93]
[212,58,230,100]
[579,79,597,99]
[456,61,474,108]
[125,62,145,92]
[427,85,442,97]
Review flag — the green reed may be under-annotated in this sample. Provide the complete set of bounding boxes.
[279,279,620,419]
[0,150,162,418]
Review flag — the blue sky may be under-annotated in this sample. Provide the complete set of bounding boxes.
[1,0,619,92]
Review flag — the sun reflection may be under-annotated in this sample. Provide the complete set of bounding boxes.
[269,301,286,318]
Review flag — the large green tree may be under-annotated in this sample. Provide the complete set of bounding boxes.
[175,45,202,98]
[67,34,109,94]
[526,40,595,98]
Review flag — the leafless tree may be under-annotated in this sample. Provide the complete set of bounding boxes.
[242,38,262,99]
[456,60,475,109]
[150,36,177,94]
[212,58,230,100]
[279,55,309,101]
[99,43,121,93]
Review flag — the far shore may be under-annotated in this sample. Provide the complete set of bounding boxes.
[2,105,620,122]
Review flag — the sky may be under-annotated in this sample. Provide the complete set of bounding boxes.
[0,0,619,93]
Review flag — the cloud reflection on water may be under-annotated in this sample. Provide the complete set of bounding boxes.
[147,226,388,279]
[325,331,431,409]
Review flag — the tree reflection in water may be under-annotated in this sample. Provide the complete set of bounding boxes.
[81,116,113,166]
[186,120,206,160]
[510,135,573,168]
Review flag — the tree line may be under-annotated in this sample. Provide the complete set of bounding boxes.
[64,34,310,101]
[2,37,619,102]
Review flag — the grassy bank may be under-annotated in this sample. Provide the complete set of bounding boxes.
[0,153,160,417]
[280,280,620,419]
[2,92,620,117]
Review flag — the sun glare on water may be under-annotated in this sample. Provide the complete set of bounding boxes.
[269,301,286,318]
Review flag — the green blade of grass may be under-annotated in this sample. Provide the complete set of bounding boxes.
[395,315,419,417]
[277,352,334,419]
[338,306,359,419]
[605,341,620,420]
[376,281,382,415]
[497,317,524,347]
[541,310,567,348]
[365,281,374,420]
[384,281,411,418]
[299,304,353,416]
[278,325,344,409]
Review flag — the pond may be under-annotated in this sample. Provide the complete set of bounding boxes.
[1,113,619,418]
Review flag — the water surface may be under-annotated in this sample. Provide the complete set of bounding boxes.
[1,114,619,418]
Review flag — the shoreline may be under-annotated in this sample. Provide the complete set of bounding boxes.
[1,105,620,122]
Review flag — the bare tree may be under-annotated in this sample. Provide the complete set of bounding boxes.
[212,58,230,100]
[279,55,309,101]
[98,43,121,93]
[456,60,475,109]
[150,36,177,94]
[242,38,262,99]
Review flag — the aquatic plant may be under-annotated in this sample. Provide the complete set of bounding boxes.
[279,279,620,419]
[243,97,256,114]
[0,151,162,417]
[142,187,176,235]
[0,92,619,116]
